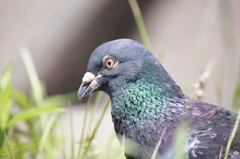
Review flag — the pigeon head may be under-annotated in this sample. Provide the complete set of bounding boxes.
[78,39,182,100]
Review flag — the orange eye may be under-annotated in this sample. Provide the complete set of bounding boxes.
[105,58,115,69]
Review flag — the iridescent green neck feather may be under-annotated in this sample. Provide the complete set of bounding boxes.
[110,60,186,155]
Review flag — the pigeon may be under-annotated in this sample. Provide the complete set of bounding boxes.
[77,39,240,159]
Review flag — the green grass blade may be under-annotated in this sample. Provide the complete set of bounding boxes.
[69,103,75,159]
[20,47,44,105]
[219,0,238,112]
[173,123,189,159]
[121,134,125,158]
[81,99,111,159]
[128,0,151,50]
[0,83,11,110]
[211,55,224,107]
[0,63,12,91]
[36,114,58,158]
[89,92,103,131]
[0,63,12,109]
[219,0,236,55]
[193,0,222,72]
[151,128,166,159]
[77,95,92,159]
[0,135,62,158]
[219,146,223,159]
[157,40,169,62]
[39,114,58,151]
[0,63,12,148]
[93,92,103,108]
[7,106,64,128]
[224,109,240,159]
[233,75,240,111]
[60,124,67,159]
[4,131,14,159]
[0,101,11,130]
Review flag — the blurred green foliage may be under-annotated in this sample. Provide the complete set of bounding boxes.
[0,52,77,158]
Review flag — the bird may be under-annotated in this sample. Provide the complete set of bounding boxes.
[77,39,240,159]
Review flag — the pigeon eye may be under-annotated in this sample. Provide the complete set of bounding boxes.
[105,58,115,69]
[102,55,119,69]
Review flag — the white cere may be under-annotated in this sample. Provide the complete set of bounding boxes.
[82,72,95,84]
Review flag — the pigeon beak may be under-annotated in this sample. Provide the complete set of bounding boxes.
[78,72,102,100]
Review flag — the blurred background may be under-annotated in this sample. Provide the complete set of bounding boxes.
[0,0,239,158]
[0,0,239,106]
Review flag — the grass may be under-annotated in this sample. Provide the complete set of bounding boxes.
[0,51,77,159]
[128,0,151,50]
[224,109,240,159]
[0,0,239,158]
[151,128,166,159]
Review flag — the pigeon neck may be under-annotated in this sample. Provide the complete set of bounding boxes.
[110,61,186,118]
[111,77,185,122]
[110,78,186,152]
